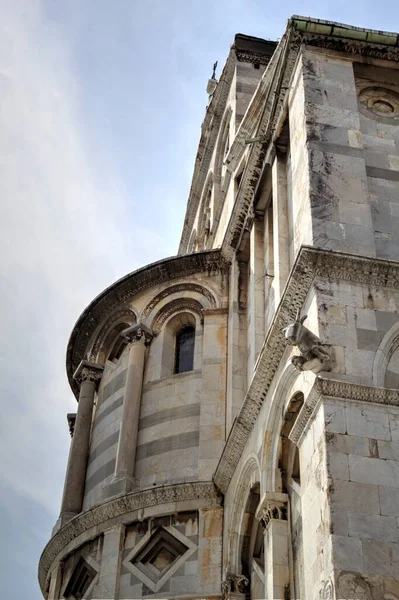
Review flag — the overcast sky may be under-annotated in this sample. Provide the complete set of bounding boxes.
[1,1,399,598]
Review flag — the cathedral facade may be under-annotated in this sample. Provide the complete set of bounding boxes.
[40,16,399,600]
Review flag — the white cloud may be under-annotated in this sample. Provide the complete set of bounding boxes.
[0,0,169,515]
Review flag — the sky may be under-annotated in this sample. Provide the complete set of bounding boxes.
[1,1,399,598]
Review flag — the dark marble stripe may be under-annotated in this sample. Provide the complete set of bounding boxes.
[366,166,399,181]
[94,395,123,430]
[84,458,115,494]
[88,430,120,467]
[308,141,364,158]
[101,369,127,403]
[139,404,200,431]
[136,431,199,461]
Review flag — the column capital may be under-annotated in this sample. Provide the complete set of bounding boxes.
[122,323,153,347]
[221,573,249,599]
[73,360,104,387]
[256,492,288,530]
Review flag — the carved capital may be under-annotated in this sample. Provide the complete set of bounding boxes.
[256,492,288,530]
[122,323,153,347]
[73,360,104,387]
[221,573,249,599]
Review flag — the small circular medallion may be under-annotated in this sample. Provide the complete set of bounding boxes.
[358,86,399,122]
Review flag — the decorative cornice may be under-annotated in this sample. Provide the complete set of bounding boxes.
[235,50,272,65]
[38,481,221,594]
[220,19,399,264]
[289,377,399,445]
[73,361,104,388]
[214,247,399,493]
[122,323,153,347]
[67,250,228,398]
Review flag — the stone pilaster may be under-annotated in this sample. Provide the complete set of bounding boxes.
[47,561,63,600]
[60,361,103,521]
[108,323,153,495]
[90,524,125,599]
[257,492,290,600]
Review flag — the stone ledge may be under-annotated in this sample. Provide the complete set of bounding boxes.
[38,481,222,595]
[289,377,399,445]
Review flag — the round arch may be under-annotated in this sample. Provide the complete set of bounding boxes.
[141,282,218,326]
[226,455,261,576]
[88,307,137,364]
[373,321,399,387]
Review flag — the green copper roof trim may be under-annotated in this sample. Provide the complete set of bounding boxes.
[289,16,399,46]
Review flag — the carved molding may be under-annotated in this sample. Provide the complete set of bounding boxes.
[289,377,399,445]
[235,51,272,65]
[152,299,205,335]
[38,482,221,594]
[214,246,399,493]
[141,283,217,321]
[67,250,228,398]
[73,361,104,388]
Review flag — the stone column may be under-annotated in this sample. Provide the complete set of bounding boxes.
[60,361,103,521]
[256,492,290,600]
[110,323,153,494]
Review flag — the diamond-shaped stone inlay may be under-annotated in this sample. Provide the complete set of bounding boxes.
[123,524,197,593]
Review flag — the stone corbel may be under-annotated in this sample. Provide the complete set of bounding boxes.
[256,492,288,530]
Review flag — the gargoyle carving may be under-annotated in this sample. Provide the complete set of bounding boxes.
[283,313,335,374]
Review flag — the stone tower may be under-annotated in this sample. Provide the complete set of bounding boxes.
[40,16,399,600]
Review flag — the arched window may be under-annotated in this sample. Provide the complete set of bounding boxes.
[174,325,195,374]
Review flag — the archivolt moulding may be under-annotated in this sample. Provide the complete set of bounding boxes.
[140,282,217,323]
[150,298,206,336]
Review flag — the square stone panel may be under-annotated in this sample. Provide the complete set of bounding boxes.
[123,524,197,593]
